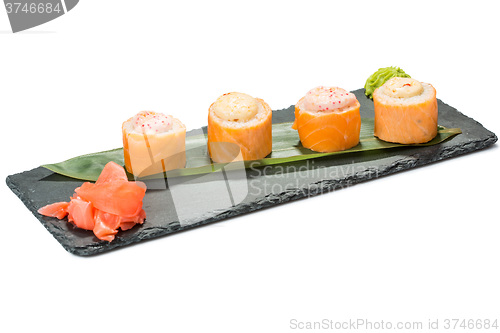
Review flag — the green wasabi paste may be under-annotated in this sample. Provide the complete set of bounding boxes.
[364,66,411,99]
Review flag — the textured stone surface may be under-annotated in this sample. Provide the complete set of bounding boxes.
[6,89,497,256]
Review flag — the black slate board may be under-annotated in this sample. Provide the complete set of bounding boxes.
[6,89,497,256]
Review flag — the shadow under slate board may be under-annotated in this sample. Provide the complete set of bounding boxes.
[6,89,497,256]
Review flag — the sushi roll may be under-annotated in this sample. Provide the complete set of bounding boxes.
[207,92,272,163]
[292,86,361,153]
[122,111,186,177]
[373,77,438,144]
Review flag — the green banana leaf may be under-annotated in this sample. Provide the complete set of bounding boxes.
[42,119,461,181]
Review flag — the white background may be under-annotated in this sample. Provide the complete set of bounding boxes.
[1,1,499,332]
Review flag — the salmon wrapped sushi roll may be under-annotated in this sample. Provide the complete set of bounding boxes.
[208,92,272,163]
[122,111,186,177]
[292,86,361,153]
[373,77,438,144]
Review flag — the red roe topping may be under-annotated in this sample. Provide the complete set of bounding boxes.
[304,86,357,112]
[132,111,173,134]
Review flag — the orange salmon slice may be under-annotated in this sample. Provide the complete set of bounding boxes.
[293,97,361,153]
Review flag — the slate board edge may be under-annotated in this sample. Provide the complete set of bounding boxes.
[5,88,499,256]
[435,97,497,138]
[135,130,498,251]
[5,129,496,256]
